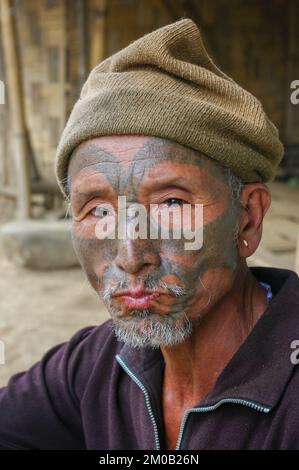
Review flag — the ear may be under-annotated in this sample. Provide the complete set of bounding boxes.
[237,183,271,258]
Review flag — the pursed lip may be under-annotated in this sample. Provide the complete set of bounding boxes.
[113,286,170,309]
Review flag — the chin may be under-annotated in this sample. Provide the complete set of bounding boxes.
[110,309,193,349]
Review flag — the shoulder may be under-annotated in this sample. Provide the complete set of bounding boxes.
[66,318,118,356]
[61,319,122,397]
[0,319,121,449]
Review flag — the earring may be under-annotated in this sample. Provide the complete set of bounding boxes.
[243,239,249,247]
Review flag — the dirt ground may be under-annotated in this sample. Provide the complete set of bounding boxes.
[0,182,298,387]
[0,257,109,387]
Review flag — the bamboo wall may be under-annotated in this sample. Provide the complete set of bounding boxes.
[0,0,298,199]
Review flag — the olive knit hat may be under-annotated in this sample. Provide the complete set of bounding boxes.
[55,18,284,197]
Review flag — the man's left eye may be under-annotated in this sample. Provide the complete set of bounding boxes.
[164,198,185,207]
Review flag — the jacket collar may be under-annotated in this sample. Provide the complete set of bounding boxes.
[116,267,299,411]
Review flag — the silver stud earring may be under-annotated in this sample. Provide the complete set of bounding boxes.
[243,239,249,247]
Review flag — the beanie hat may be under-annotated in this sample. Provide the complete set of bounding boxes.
[55,18,284,197]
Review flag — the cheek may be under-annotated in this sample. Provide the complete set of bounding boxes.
[71,221,118,275]
[185,266,236,320]
[158,207,239,295]
[161,248,199,265]
[201,205,239,268]
[159,240,204,291]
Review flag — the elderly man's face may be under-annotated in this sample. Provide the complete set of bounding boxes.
[68,136,240,348]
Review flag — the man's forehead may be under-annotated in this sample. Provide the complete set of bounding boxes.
[68,135,216,175]
[67,135,227,197]
[69,135,174,169]
[80,135,150,161]
[68,135,166,189]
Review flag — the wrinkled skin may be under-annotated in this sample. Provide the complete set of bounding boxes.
[69,136,239,322]
[68,135,271,449]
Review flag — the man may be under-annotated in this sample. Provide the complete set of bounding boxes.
[0,18,299,450]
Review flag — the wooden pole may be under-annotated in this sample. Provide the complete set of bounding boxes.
[0,183,15,198]
[0,0,31,218]
[59,0,67,130]
[89,0,107,70]
[76,0,87,86]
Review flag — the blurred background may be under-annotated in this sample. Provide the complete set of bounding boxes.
[0,0,298,386]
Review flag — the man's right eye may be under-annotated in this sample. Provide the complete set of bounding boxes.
[90,206,111,218]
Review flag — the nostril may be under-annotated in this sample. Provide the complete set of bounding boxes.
[114,244,161,275]
[115,257,154,275]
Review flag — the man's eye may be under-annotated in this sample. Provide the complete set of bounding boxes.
[90,206,111,218]
[164,198,185,207]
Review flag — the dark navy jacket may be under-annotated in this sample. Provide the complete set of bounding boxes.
[0,267,299,450]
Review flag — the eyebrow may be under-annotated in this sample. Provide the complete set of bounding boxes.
[71,183,115,208]
[140,174,196,192]
[74,188,106,198]
[71,167,114,192]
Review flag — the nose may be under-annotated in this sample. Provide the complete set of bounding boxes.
[114,238,161,275]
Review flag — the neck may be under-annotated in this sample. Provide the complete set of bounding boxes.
[160,264,268,407]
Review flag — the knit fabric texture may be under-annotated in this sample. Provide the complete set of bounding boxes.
[55,18,284,197]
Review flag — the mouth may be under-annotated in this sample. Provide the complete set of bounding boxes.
[113,286,170,309]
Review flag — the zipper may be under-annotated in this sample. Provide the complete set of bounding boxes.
[175,398,271,450]
[116,354,272,451]
[116,354,161,450]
